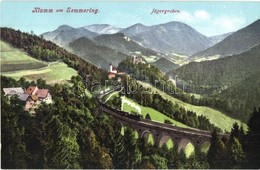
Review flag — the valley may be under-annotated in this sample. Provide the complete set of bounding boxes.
[172,43,260,121]
[138,81,247,132]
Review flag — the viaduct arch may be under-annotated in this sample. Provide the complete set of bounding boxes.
[98,89,229,152]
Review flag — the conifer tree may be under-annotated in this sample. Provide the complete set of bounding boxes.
[1,95,28,168]
[245,107,260,168]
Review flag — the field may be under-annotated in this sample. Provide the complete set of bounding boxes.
[142,55,159,63]
[138,81,247,132]
[1,40,78,84]
[1,41,48,72]
[168,53,189,66]
[121,96,191,129]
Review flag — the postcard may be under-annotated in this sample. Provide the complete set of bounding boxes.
[1,0,260,169]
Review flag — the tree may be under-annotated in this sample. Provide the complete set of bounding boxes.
[111,124,127,169]
[140,159,156,169]
[207,129,227,168]
[165,147,178,168]
[34,105,81,169]
[1,95,28,168]
[227,137,245,168]
[78,126,113,169]
[123,127,141,168]
[164,119,173,124]
[49,118,81,169]
[36,78,46,88]
[145,113,151,120]
[245,107,260,168]
[150,154,168,169]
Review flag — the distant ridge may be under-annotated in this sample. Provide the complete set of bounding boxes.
[42,25,98,47]
[120,21,213,55]
[191,19,260,60]
[83,24,122,34]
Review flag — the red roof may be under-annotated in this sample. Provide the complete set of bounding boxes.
[36,89,49,98]
[24,86,49,98]
[108,73,116,79]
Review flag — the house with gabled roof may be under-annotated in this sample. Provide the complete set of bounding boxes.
[3,86,52,114]
[24,86,52,111]
[3,87,29,101]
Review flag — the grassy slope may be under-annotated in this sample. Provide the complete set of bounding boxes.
[1,41,47,72]
[104,92,191,129]
[121,96,191,129]
[1,40,77,84]
[138,81,247,132]
[123,97,190,128]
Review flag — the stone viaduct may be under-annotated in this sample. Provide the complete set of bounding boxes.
[98,88,229,152]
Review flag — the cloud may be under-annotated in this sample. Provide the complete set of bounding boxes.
[194,10,211,20]
[213,16,246,31]
[169,10,246,35]
[173,10,211,23]
[174,11,194,23]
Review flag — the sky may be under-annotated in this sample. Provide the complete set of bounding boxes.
[1,1,260,36]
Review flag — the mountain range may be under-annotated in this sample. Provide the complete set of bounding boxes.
[41,20,260,72]
[208,32,233,44]
[41,21,232,56]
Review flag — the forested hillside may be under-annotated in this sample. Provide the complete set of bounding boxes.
[1,27,107,84]
[171,44,260,121]
[68,37,128,68]
[2,76,259,169]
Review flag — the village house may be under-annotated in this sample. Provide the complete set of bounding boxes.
[3,87,29,101]
[24,86,52,111]
[3,86,52,114]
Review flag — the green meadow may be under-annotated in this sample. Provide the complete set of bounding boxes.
[138,81,247,132]
[121,96,191,129]
[1,40,78,84]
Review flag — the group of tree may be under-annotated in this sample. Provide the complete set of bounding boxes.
[1,75,260,169]
[207,107,260,169]
[1,76,112,168]
[0,76,207,169]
